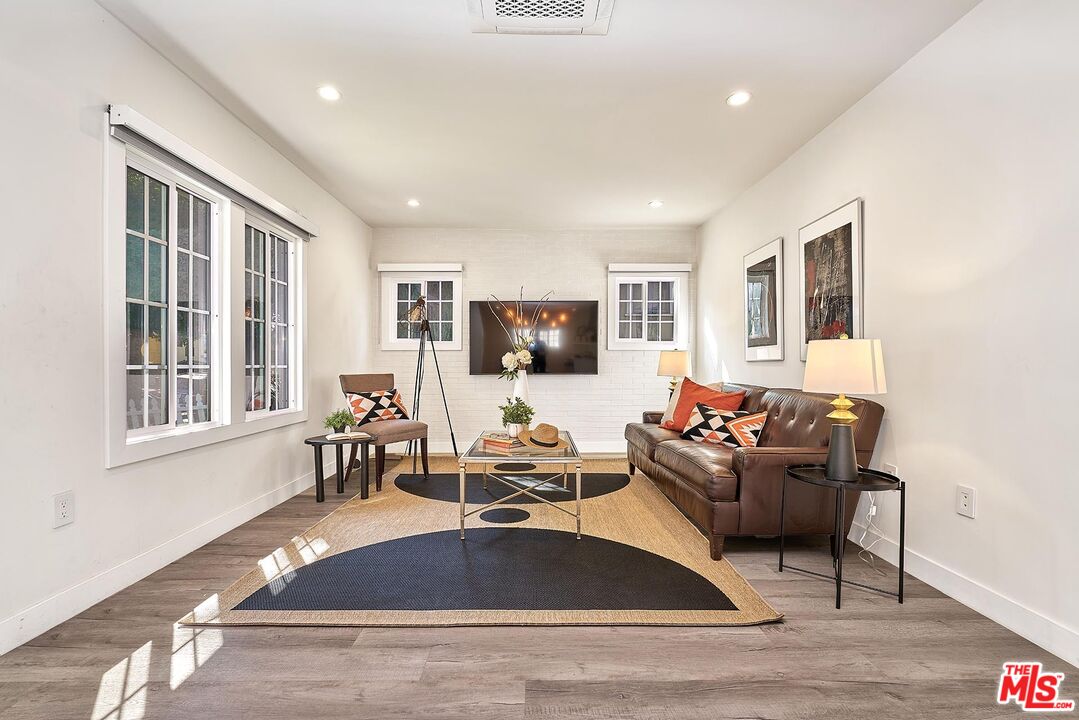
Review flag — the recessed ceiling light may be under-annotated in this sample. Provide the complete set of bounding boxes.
[407,198,421,208]
[726,90,752,107]
[317,85,341,102]
[647,199,664,209]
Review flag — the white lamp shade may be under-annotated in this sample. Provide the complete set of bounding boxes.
[657,350,690,377]
[802,339,887,395]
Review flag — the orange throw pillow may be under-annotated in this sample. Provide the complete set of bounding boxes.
[660,378,746,431]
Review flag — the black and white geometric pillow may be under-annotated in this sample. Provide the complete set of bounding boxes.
[680,402,767,448]
[345,389,410,426]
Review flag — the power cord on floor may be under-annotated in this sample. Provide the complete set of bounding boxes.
[857,493,889,576]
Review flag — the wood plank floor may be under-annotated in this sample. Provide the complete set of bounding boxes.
[1,461,1071,719]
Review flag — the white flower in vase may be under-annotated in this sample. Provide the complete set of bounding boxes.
[515,349,532,366]
[501,352,518,371]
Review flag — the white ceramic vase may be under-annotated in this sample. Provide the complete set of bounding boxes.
[511,370,530,403]
[505,422,527,437]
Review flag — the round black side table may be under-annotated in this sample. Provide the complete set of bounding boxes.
[304,435,371,503]
[779,464,905,609]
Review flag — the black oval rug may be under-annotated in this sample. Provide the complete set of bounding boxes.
[235,528,736,612]
[478,508,531,524]
[395,472,630,504]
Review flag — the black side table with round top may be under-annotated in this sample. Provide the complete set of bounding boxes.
[780,464,905,609]
[304,434,371,502]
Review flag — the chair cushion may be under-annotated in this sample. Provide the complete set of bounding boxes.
[357,419,428,446]
[654,440,737,502]
[624,423,681,461]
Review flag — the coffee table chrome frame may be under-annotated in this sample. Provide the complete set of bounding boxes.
[458,432,582,541]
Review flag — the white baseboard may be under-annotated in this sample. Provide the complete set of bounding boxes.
[850,521,1079,668]
[0,462,330,656]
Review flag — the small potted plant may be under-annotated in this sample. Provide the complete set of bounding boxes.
[499,397,535,437]
[323,408,355,434]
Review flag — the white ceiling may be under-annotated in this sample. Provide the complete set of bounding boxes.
[100,0,980,228]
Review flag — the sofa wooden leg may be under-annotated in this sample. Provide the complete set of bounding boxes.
[420,437,430,480]
[709,534,725,560]
[375,446,385,491]
[628,462,636,476]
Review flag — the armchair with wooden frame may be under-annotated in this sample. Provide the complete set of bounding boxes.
[339,373,429,491]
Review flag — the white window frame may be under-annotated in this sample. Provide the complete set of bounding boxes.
[104,120,309,468]
[378,264,463,351]
[243,213,302,420]
[606,263,691,351]
[121,149,228,441]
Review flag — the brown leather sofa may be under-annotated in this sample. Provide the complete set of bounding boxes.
[626,382,884,560]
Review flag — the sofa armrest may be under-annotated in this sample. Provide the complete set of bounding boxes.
[732,446,875,477]
[642,411,664,424]
[731,446,830,477]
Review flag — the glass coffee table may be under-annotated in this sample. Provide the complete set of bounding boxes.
[458,430,583,540]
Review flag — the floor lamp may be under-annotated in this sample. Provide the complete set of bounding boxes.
[405,297,459,471]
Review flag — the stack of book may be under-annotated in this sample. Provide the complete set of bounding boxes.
[481,431,527,453]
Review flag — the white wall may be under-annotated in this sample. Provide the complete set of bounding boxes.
[0,0,373,654]
[696,0,1078,665]
[369,228,696,453]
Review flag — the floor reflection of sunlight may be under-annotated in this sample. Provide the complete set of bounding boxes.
[170,592,225,689]
[91,641,152,720]
[258,547,294,582]
[170,622,223,690]
[293,534,329,564]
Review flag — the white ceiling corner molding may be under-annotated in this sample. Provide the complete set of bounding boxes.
[108,105,319,237]
[608,263,692,273]
[467,0,614,35]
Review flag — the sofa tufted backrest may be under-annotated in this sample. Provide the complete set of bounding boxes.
[718,383,769,413]
[737,386,884,456]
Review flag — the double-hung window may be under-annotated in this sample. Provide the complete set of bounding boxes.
[378,265,463,350]
[607,264,691,350]
[124,155,223,436]
[244,220,298,415]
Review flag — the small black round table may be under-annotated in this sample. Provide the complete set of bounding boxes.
[780,464,905,609]
[304,435,371,502]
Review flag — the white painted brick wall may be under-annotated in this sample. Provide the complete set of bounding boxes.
[364,228,697,454]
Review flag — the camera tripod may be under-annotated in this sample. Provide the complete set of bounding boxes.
[406,297,458,472]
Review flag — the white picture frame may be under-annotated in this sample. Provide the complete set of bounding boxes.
[744,238,784,361]
[798,198,863,360]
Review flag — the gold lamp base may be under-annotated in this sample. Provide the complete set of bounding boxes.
[826,393,859,424]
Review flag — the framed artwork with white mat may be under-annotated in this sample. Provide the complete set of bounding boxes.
[744,237,784,361]
[798,198,863,360]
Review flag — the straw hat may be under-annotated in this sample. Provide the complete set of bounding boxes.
[518,422,568,450]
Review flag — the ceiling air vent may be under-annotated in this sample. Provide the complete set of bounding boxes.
[467,0,614,35]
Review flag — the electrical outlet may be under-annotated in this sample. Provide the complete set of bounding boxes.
[53,491,75,528]
[956,485,976,519]
[883,462,898,476]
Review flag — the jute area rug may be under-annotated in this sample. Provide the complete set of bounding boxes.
[180,456,781,627]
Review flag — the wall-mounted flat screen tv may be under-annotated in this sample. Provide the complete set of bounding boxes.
[469,301,599,375]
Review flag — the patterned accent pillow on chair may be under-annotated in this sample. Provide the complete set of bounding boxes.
[346,389,410,426]
[680,402,767,448]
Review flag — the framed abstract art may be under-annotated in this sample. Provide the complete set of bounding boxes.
[743,237,784,361]
[798,199,863,360]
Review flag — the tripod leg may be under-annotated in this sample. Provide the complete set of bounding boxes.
[408,330,424,458]
[412,331,426,475]
[426,329,459,456]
